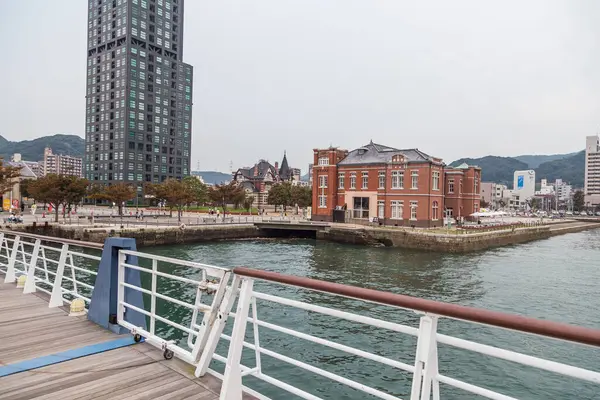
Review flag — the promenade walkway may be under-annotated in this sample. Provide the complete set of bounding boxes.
[0,280,221,400]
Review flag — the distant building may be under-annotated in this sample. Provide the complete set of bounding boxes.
[554,179,572,202]
[481,182,507,208]
[585,135,600,206]
[1,154,44,210]
[43,147,83,177]
[308,163,313,185]
[513,170,535,202]
[535,179,554,196]
[233,153,299,208]
[311,141,481,227]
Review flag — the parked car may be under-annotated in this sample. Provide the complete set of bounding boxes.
[587,211,594,216]
[596,212,600,217]
[573,211,580,216]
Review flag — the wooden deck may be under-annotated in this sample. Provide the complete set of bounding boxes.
[0,280,224,399]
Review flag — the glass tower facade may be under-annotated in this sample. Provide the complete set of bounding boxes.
[84,0,193,194]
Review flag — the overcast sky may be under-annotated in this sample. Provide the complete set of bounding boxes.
[0,1,598,173]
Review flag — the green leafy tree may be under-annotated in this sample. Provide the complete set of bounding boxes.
[28,174,89,222]
[0,158,21,195]
[291,186,312,208]
[208,182,246,215]
[268,182,293,211]
[242,196,254,212]
[147,178,207,222]
[573,190,584,212]
[100,183,136,216]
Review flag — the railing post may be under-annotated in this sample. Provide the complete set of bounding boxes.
[219,277,253,400]
[49,244,69,308]
[410,314,440,400]
[195,274,242,376]
[4,235,21,283]
[23,239,42,294]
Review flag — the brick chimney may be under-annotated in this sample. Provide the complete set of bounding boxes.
[253,165,258,176]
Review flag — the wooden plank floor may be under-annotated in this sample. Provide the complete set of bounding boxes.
[0,279,223,399]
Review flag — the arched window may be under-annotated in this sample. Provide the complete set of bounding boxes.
[432,201,439,220]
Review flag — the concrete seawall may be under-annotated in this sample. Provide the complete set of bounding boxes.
[17,224,261,247]
[317,222,600,253]
[8,220,600,253]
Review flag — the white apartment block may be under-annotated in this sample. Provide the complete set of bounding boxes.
[43,147,83,178]
[585,135,600,206]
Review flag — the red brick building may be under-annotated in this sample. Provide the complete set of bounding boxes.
[311,142,481,227]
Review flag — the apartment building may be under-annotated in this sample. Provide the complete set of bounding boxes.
[43,147,83,177]
[585,135,600,206]
[311,141,481,227]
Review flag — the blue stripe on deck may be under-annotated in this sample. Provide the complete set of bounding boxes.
[0,336,142,377]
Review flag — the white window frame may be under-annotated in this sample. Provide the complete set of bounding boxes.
[432,201,439,221]
[318,195,327,208]
[378,171,385,189]
[318,175,328,188]
[411,171,418,190]
[448,178,455,194]
[378,201,385,219]
[350,172,356,189]
[392,170,404,189]
[432,171,440,191]
[338,173,345,189]
[410,201,418,220]
[318,157,329,166]
[361,172,368,189]
[391,200,403,219]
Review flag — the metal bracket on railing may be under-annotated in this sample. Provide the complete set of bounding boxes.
[198,279,218,295]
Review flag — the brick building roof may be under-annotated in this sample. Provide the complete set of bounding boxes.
[337,141,436,166]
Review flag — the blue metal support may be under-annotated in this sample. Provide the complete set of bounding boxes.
[88,238,147,334]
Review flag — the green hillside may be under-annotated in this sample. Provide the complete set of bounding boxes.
[0,134,84,161]
[513,152,577,169]
[450,156,528,186]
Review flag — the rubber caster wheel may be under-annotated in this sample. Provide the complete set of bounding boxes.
[133,333,143,343]
[163,349,174,360]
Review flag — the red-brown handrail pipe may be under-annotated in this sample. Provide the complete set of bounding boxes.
[233,267,600,347]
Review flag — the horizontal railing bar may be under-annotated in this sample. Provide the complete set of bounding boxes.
[120,281,153,295]
[436,374,518,400]
[211,354,315,400]
[437,333,600,383]
[120,262,210,287]
[67,265,98,276]
[120,249,229,276]
[120,301,198,336]
[220,334,401,400]
[236,267,600,347]
[252,292,419,336]
[0,230,103,249]
[251,316,415,373]
[68,251,102,262]
[205,367,273,400]
[34,285,52,296]
[61,289,91,303]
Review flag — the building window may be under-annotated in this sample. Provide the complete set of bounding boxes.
[392,171,403,189]
[318,156,329,166]
[432,171,440,190]
[338,173,345,189]
[448,178,454,193]
[410,201,418,220]
[378,201,384,219]
[319,195,327,208]
[319,175,328,188]
[432,201,439,220]
[474,203,479,213]
[350,172,356,189]
[391,200,403,219]
[474,175,479,193]
[378,171,385,189]
[361,172,368,189]
[411,171,418,189]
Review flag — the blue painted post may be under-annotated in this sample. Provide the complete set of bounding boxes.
[88,238,147,334]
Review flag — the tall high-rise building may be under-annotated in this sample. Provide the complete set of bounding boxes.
[84,0,193,199]
[43,147,83,177]
[584,135,600,206]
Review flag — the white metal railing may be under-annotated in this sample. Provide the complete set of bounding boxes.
[3,233,600,400]
[116,250,233,365]
[0,231,102,308]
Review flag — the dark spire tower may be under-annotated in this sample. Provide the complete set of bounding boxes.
[84,0,193,200]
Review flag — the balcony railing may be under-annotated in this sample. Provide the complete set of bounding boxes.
[1,230,599,400]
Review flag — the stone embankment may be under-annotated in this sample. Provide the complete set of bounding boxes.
[317,221,600,252]
[16,223,260,246]
[7,220,600,253]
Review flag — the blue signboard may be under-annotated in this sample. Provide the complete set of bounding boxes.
[517,175,524,189]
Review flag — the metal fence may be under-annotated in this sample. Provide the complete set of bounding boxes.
[1,230,599,400]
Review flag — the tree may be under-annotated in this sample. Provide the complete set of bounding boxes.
[0,158,21,195]
[499,199,507,208]
[87,184,106,205]
[291,186,312,208]
[573,190,584,212]
[267,182,293,211]
[28,174,89,222]
[146,178,208,221]
[101,183,136,216]
[208,182,245,215]
[479,199,490,209]
[182,176,208,205]
[242,196,254,213]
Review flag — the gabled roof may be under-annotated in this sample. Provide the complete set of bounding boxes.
[6,161,40,178]
[235,160,277,180]
[338,141,436,166]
